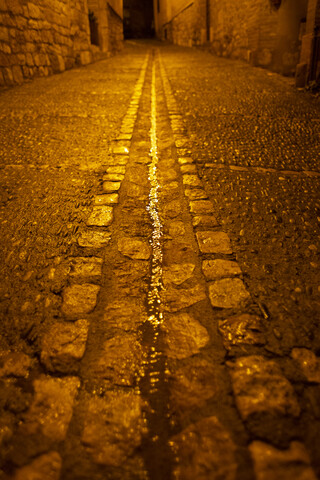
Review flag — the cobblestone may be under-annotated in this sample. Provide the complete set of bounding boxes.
[13,451,62,480]
[40,319,88,374]
[209,278,250,308]
[249,441,317,480]
[196,231,233,254]
[228,356,301,439]
[61,283,100,318]
[21,375,80,441]
[170,417,237,480]
[162,312,209,359]
[86,206,114,227]
[202,259,242,280]
[82,391,147,467]
[291,348,320,383]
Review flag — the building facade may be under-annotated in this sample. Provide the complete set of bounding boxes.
[0,0,123,87]
[154,0,320,86]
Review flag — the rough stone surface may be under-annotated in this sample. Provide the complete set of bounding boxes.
[291,348,320,383]
[163,263,195,286]
[196,231,232,254]
[162,313,210,359]
[77,230,111,248]
[182,175,202,187]
[162,284,206,312]
[94,334,142,386]
[21,376,80,441]
[189,200,214,214]
[202,259,241,280]
[69,257,103,279]
[184,188,208,200]
[13,451,62,480]
[0,351,33,378]
[192,215,219,228]
[218,314,266,349]
[102,181,121,192]
[86,206,113,227]
[170,417,237,480]
[104,299,147,330]
[118,237,151,260]
[168,220,186,237]
[249,441,317,480]
[40,319,89,374]
[229,356,301,421]
[82,391,147,466]
[94,194,119,205]
[169,358,217,412]
[162,200,182,219]
[62,283,100,318]
[209,278,250,309]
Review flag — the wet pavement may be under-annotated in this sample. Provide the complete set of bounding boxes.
[0,40,320,479]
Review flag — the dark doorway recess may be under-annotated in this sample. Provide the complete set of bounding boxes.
[123,0,155,38]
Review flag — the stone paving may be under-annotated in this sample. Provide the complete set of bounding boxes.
[0,40,320,479]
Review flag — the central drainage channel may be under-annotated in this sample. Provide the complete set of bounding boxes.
[139,56,173,479]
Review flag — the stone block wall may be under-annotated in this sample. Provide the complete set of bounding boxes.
[160,2,200,47]
[0,0,93,87]
[108,3,123,52]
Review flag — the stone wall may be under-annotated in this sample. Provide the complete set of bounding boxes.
[0,0,93,87]
[208,0,307,75]
[0,0,124,87]
[160,2,200,46]
[108,3,123,51]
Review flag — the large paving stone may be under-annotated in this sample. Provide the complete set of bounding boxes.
[82,391,147,466]
[161,199,182,219]
[196,231,232,254]
[228,356,301,421]
[40,319,88,374]
[170,417,237,480]
[94,333,142,386]
[86,206,113,226]
[218,314,266,349]
[209,278,250,309]
[62,283,100,318]
[126,182,149,199]
[291,348,320,383]
[168,220,186,237]
[0,351,33,378]
[158,168,178,183]
[69,257,103,279]
[21,376,80,441]
[249,441,317,480]
[118,237,151,260]
[163,263,195,286]
[202,259,241,280]
[169,358,217,413]
[162,284,206,312]
[162,313,209,359]
[77,230,111,248]
[13,451,62,480]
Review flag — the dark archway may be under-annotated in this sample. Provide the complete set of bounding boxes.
[123,0,155,38]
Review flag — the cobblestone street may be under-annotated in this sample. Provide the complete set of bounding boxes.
[0,40,320,479]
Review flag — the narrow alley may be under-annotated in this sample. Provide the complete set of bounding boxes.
[0,40,320,480]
